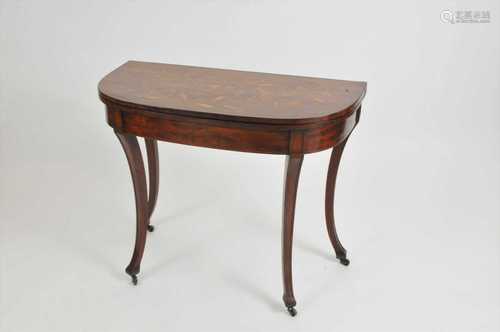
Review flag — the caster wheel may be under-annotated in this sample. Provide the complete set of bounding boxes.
[131,274,138,285]
[287,306,297,317]
[339,257,350,266]
[147,225,155,232]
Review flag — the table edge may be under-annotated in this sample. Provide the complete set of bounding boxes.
[98,88,365,127]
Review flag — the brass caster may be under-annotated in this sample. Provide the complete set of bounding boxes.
[338,257,350,266]
[287,306,297,317]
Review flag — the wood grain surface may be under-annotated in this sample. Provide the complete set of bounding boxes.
[99,61,366,125]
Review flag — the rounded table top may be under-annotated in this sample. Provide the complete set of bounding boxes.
[99,61,366,126]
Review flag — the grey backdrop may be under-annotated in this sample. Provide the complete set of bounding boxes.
[1,1,499,331]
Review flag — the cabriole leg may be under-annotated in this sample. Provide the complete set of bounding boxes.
[145,138,159,232]
[325,137,350,266]
[115,131,149,285]
[282,154,304,317]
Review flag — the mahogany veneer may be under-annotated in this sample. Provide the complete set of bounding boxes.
[98,60,367,316]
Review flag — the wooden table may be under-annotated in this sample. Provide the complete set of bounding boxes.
[98,61,367,316]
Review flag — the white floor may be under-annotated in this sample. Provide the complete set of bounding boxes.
[1,136,499,332]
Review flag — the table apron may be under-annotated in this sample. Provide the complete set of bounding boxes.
[106,104,360,155]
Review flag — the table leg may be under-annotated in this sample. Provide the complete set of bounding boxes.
[145,138,159,232]
[325,136,350,266]
[282,154,303,317]
[115,131,149,285]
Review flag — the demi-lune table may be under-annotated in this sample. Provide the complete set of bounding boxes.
[98,61,366,316]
